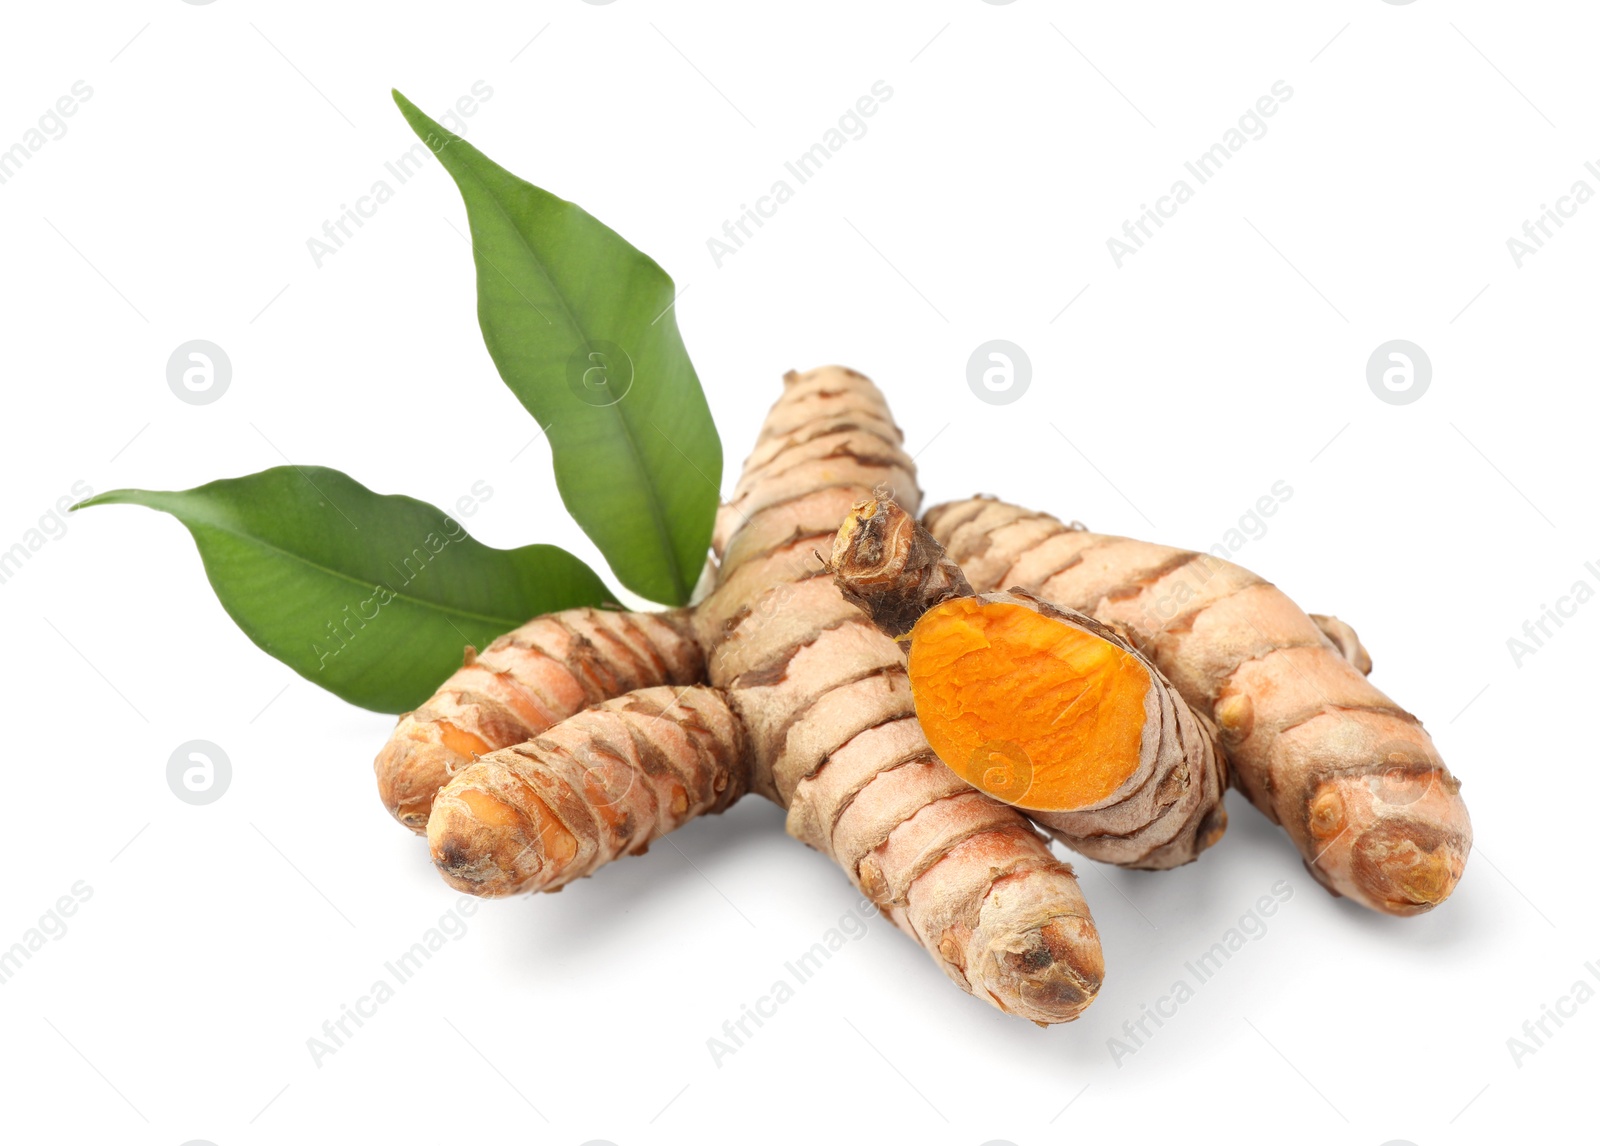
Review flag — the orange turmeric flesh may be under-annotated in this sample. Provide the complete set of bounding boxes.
[435,720,490,760]
[906,598,1151,811]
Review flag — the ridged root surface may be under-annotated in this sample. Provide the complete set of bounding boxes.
[427,686,747,896]
[693,368,1104,1023]
[924,496,1471,916]
[375,608,703,831]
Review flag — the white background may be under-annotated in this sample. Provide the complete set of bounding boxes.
[1,2,1593,1144]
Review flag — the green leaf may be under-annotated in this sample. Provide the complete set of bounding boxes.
[75,467,617,714]
[393,89,721,606]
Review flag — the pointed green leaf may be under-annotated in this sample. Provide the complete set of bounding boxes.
[75,467,616,713]
[393,89,720,606]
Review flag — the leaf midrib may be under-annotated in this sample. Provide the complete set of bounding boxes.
[456,153,690,601]
[187,513,529,632]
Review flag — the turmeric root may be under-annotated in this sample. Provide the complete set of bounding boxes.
[375,607,702,830]
[392,368,1105,1025]
[697,370,1102,1022]
[831,497,1227,870]
[429,686,747,895]
[923,496,1472,916]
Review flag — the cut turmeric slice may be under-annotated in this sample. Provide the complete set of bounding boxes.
[908,597,1150,811]
[833,497,1227,869]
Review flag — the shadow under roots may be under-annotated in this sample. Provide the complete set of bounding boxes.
[1216,788,1491,945]
[491,796,789,963]
[1107,789,1490,946]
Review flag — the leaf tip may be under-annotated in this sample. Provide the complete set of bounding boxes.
[70,490,134,513]
[391,88,455,154]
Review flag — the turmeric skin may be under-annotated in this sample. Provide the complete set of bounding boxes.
[923,495,1472,916]
[375,608,703,831]
[429,686,744,896]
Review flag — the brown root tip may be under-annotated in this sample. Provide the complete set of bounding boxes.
[395,801,432,834]
[832,498,973,639]
[979,914,1105,1025]
[428,825,514,896]
[829,498,901,580]
[1350,821,1469,915]
[425,783,573,898]
[1023,916,1105,1022]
